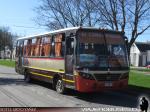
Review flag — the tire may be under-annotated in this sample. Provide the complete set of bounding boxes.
[55,78,65,94]
[24,71,31,83]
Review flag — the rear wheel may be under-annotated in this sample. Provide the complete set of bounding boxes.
[55,78,65,94]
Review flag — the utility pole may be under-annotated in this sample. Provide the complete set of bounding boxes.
[3,32,6,59]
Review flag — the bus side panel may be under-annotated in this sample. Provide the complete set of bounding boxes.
[23,57,76,88]
[24,57,65,72]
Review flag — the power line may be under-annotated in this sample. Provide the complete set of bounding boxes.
[12,25,46,30]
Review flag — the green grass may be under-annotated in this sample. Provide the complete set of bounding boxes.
[129,70,150,88]
[0,59,15,67]
[130,68,150,72]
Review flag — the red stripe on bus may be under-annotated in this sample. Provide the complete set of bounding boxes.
[24,57,64,60]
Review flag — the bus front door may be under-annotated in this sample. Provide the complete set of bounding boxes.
[65,37,75,88]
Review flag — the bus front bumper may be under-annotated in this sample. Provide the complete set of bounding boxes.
[75,75,128,92]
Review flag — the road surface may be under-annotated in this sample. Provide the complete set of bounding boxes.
[0,65,149,111]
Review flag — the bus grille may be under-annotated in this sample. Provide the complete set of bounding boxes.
[94,74,121,81]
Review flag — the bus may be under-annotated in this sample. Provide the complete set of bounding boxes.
[15,27,129,93]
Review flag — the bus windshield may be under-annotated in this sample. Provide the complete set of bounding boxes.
[77,31,128,69]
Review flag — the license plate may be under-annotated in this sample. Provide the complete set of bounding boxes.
[105,82,112,87]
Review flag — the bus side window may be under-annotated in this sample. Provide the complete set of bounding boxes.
[23,40,28,57]
[16,41,19,57]
[40,37,45,56]
[26,39,32,57]
[40,36,51,57]
[66,38,74,55]
[55,34,64,57]
[31,38,36,56]
[50,36,55,57]
[16,40,24,57]
[35,37,41,56]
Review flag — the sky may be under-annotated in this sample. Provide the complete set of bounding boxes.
[0,0,149,42]
[0,0,46,36]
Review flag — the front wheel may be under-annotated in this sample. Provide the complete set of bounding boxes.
[24,71,31,83]
[55,79,65,94]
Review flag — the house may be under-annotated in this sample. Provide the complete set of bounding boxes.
[130,42,150,67]
[12,48,16,60]
[0,46,11,59]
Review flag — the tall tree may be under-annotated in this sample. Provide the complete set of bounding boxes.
[35,0,150,52]
[91,0,150,52]
[35,0,98,29]
[0,27,15,59]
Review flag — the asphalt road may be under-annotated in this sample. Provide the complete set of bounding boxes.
[0,65,149,110]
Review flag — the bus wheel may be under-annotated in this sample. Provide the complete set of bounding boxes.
[55,78,65,94]
[24,71,31,83]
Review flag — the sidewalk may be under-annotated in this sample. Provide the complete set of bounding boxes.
[0,65,17,75]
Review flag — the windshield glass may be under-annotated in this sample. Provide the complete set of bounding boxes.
[77,30,128,69]
[105,33,128,68]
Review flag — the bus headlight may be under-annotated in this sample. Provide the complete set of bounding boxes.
[80,72,94,80]
[120,73,129,79]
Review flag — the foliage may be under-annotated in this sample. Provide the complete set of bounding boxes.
[0,27,16,58]
[0,59,15,67]
[35,0,150,51]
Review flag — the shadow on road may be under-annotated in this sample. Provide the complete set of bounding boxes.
[64,86,150,108]
[26,80,142,108]
[0,76,149,108]
[0,77,29,86]
[65,89,139,108]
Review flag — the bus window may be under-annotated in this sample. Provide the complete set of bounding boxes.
[16,41,20,57]
[31,38,36,56]
[40,36,51,57]
[23,40,28,57]
[27,39,32,56]
[20,41,24,56]
[35,38,41,56]
[16,40,24,57]
[55,34,64,57]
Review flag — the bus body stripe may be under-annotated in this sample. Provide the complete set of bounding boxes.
[29,69,74,83]
[24,66,65,73]
[25,57,64,60]
[31,72,53,78]
[63,79,75,83]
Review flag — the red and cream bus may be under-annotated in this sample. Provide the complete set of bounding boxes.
[15,27,129,93]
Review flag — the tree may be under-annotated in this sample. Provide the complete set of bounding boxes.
[35,0,99,29]
[90,0,150,53]
[35,0,150,52]
[0,27,15,59]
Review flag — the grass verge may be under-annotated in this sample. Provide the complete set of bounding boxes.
[130,68,150,72]
[0,59,15,67]
[129,70,150,89]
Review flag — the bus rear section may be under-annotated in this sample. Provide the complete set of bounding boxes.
[73,29,129,92]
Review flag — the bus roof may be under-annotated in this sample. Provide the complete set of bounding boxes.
[17,27,124,40]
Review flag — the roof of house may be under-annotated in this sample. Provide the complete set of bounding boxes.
[135,42,150,52]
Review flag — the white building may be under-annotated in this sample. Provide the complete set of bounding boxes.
[130,42,150,66]
[0,45,16,60]
[0,46,11,59]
